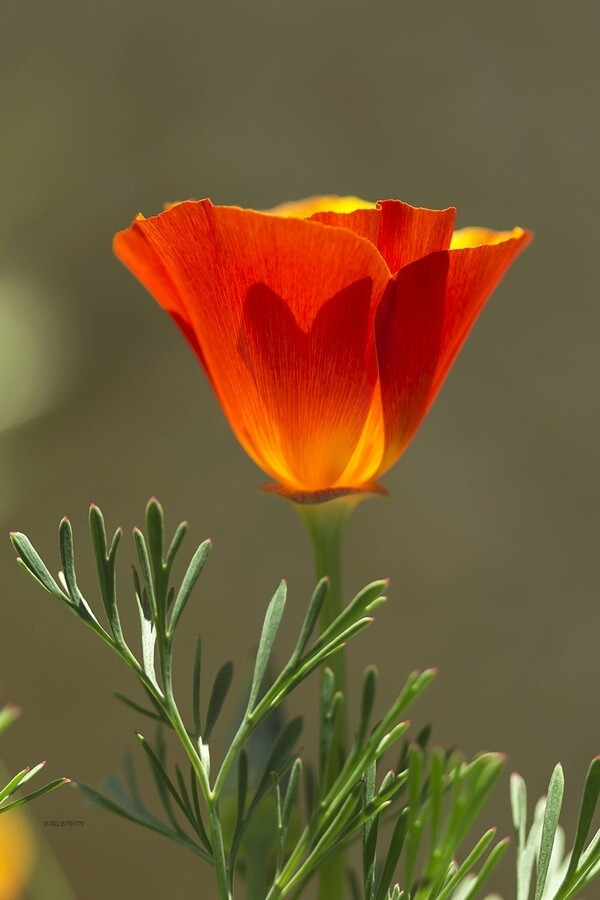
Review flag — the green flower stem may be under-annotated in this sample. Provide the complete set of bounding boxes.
[296,496,363,900]
[207,797,231,900]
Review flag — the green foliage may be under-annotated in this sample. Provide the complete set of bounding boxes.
[509,758,600,900]
[344,730,508,900]
[0,703,69,814]
[12,499,598,900]
[11,500,398,898]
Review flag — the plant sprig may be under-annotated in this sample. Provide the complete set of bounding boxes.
[510,758,600,900]
[13,499,597,900]
[11,499,421,899]
[0,703,69,814]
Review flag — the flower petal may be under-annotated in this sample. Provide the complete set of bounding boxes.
[309,200,456,274]
[450,226,522,249]
[374,252,450,472]
[114,200,391,490]
[374,227,532,476]
[430,227,533,400]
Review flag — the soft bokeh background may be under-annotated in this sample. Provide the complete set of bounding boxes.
[1,1,598,897]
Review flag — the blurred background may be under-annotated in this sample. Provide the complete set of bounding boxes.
[1,0,598,897]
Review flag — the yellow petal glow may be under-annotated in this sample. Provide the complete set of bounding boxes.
[450,226,526,249]
[268,195,376,219]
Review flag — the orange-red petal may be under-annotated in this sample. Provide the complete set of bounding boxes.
[374,227,532,475]
[114,200,391,490]
[374,252,450,472]
[430,227,533,400]
[308,200,456,274]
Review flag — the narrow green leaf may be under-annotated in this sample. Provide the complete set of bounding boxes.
[58,518,84,607]
[0,778,70,813]
[112,691,165,723]
[275,777,284,873]
[77,781,211,861]
[511,772,528,865]
[526,799,548,890]
[378,770,396,796]
[251,717,303,813]
[363,761,379,899]
[173,766,211,852]
[166,586,175,611]
[459,836,510,899]
[230,721,302,877]
[10,532,66,600]
[192,636,202,738]
[564,756,600,883]
[136,732,201,840]
[357,666,378,746]
[376,723,411,759]
[108,525,121,563]
[165,521,188,571]
[289,577,328,665]
[578,825,600,879]
[204,661,234,742]
[436,828,498,900]
[174,765,195,823]
[89,505,124,643]
[295,616,375,682]
[228,751,249,884]
[137,604,158,690]
[190,764,203,837]
[430,746,445,849]
[282,758,302,843]
[304,762,317,818]
[142,731,179,833]
[168,540,211,638]
[17,761,50,790]
[375,809,409,900]
[236,750,248,829]
[247,579,287,714]
[88,504,107,558]
[146,499,165,579]
[0,768,31,803]
[132,565,150,621]
[405,818,424,893]
[315,580,388,651]
[415,724,431,751]
[319,667,337,791]
[133,527,158,621]
[535,763,564,900]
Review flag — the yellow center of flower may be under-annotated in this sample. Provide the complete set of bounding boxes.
[267,195,376,218]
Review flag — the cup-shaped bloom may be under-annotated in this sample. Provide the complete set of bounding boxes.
[114,197,531,498]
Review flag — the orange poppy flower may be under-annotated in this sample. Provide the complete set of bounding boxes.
[114,197,531,499]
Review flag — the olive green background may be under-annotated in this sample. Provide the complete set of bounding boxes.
[1,1,598,897]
